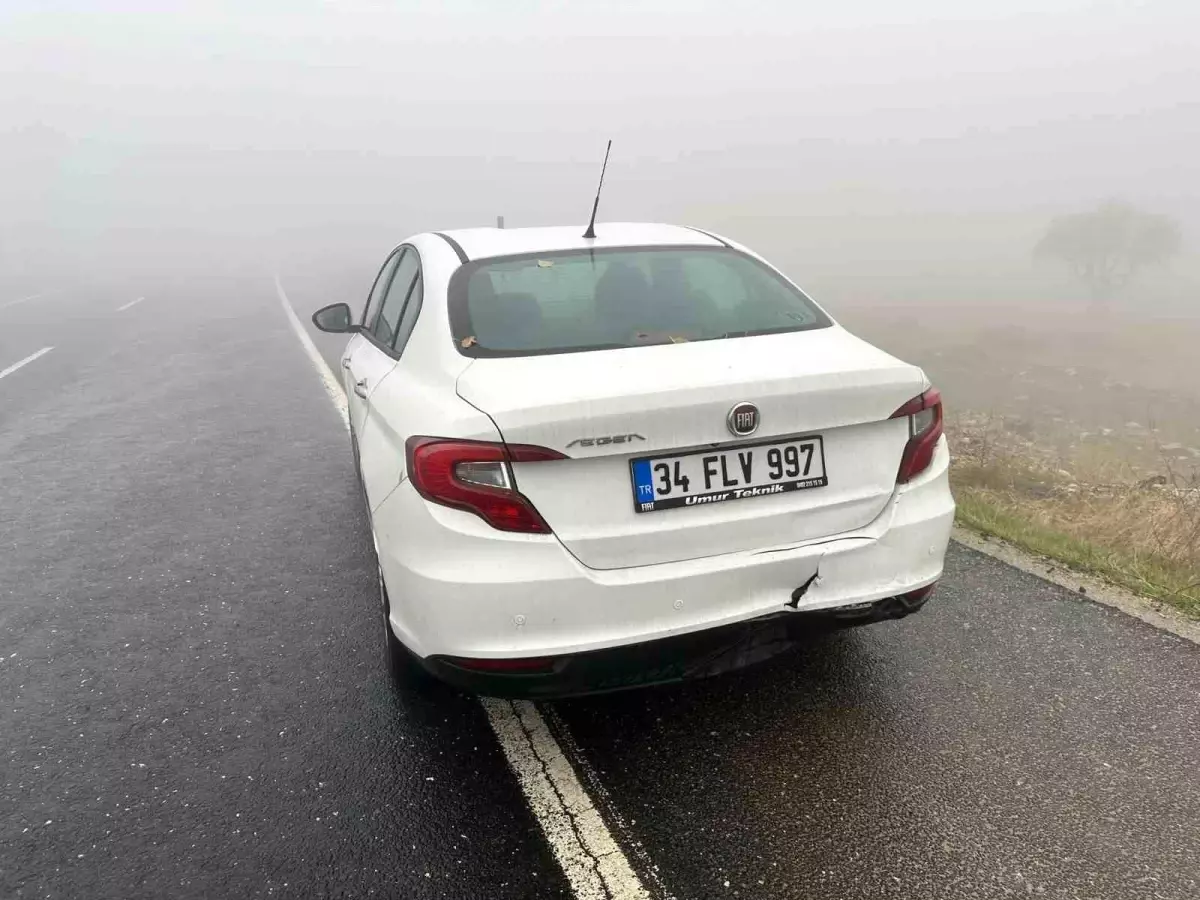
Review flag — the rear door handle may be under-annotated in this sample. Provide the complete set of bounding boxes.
[353,378,369,399]
[341,357,352,370]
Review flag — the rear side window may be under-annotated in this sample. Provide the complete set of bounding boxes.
[363,249,402,328]
[448,246,830,357]
[373,248,418,347]
[392,272,423,356]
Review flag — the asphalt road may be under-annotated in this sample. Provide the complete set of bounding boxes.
[2,276,1197,900]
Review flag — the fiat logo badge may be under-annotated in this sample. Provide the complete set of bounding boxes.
[727,402,759,437]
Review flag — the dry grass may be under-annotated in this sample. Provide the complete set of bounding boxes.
[838,299,1200,617]
[949,415,1200,618]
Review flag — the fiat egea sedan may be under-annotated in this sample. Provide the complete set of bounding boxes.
[312,223,954,697]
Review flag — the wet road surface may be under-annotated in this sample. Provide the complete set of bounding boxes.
[553,549,1199,899]
[2,276,1197,899]
[1,279,568,899]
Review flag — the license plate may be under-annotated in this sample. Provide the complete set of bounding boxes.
[629,436,827,513]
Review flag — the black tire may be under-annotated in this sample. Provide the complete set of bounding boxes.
[351,432,370,512]
[377,562,432,689]
[361,433,430,689]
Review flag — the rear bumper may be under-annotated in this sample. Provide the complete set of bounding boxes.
[421,586,935,699]
[373,436,954,669]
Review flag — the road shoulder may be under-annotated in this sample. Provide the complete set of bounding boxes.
[953,525,1200,645]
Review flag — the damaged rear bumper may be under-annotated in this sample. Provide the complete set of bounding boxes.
[378,438,955,667]
[423,583,938,699]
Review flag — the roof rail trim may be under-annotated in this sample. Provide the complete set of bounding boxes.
[434,232,469,263]
[683,225,730,247]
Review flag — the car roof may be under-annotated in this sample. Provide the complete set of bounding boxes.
[433,222,723,261]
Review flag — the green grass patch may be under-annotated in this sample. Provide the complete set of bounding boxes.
[955,490,1200,619]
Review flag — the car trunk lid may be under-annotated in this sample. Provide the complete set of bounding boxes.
[456,327,925,569]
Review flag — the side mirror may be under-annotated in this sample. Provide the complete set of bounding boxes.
[312,302,355,334]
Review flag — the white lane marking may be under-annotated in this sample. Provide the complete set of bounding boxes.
[274,276,349,432]
[116,296,145,312]
[0,346,54,382]
[483,699,651,900]
[0,293,43,310]
[540,704,676,899]
[274,275,651,900]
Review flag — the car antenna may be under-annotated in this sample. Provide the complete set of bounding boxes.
[582,139,612,240]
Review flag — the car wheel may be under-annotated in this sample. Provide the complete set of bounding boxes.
[350,429,362,476]
[377,562,430,688]
[351,433,372,513]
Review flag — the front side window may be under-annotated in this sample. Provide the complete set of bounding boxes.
[448,246,830,357]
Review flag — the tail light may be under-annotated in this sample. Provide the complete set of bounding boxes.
[889,387,943,483]
[405,437,565,533]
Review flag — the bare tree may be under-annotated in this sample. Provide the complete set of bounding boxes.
[1034,201,1183,309]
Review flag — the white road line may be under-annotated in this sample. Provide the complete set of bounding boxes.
[0,346,54,382]
[116,296,145,312]
[274,275,651,900]
[0,292,43,311]
[274,276,349,432]
[483,699,651,900]
[540,704,675,899]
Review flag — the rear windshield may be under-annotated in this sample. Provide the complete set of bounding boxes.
[447,246,831,357]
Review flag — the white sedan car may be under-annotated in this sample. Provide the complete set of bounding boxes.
[313,223,954,696]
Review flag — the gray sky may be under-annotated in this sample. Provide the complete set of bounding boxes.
[2,0,1197,289]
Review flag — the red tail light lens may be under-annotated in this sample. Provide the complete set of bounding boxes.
[890,387,943,483]
[405,437,565,533]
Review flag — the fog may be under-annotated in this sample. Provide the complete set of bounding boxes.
[2,0,1197,313]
